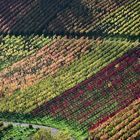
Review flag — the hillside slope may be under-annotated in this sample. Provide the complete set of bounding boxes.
[0,0,140,139]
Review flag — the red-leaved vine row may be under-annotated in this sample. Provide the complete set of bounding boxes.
[32,47,140,132]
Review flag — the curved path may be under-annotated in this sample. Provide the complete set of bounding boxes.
[3,121,75,140]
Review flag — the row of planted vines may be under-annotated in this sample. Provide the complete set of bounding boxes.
[0,0,140,139]
[0,34,52,71]
[32,47,140,134]
[89,98,140,140]
[0,0,140,37]
[0,35,93,96]
[0,37,138,113]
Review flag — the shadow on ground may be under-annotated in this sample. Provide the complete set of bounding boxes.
[0,0,139,41]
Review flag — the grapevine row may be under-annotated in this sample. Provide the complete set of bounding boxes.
[89,98,140,140]
[0,38,137,113]
[31,47,140,132]
[0,0,139,37]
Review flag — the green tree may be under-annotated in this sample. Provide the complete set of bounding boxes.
[31,128,72,140]
[54,130,72,140]
[31,128,54,140]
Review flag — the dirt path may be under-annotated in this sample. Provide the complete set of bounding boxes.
[3,121,75,140]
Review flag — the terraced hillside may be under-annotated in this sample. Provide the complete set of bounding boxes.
[0,0,140,139]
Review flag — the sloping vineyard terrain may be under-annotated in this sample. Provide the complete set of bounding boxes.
[0,0,140,39]
[0,0,140,139]
[89,98,140,140]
